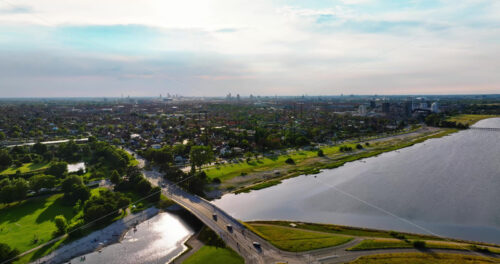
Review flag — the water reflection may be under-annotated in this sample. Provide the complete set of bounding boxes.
[70,212,194,264]
[214,118,500,244]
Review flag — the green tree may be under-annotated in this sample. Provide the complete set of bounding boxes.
[61,175,83,193]
[30,174,56,192]
[0,150,12,169]
[54,215,67,235]
[110,170,121,184]
[0,131,5,141]
[189,146,214,171]
[46,162,68,178]
[0,242,20,264]
[318,149,324,157]
[32,142,47,155]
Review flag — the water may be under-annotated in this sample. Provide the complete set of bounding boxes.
[67,162,86,173]
[214,118,500,244]
[70,212,195,264]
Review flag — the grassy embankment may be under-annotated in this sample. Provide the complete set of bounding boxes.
[182,246,244,264]
[0,161,52,176]
[246,221,500,254]
[349,253,497,264]
[446,114,499,126]
[244,223,352,252]
[219,128,458,194]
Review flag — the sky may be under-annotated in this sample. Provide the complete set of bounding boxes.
[0,0,499,97]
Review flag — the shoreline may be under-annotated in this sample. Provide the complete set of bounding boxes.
[210,127,459,197]
[31,207,159,264]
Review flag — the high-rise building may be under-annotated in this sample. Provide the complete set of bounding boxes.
[431,102,439,113]
[382,102,390,113]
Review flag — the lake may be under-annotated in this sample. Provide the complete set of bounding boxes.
[69,212,195,264]
[214,118,500,244]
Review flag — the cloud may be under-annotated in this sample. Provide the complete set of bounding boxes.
[0,0,499,96]
[0,5,33,14]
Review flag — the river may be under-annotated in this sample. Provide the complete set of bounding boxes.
[68,212,195,264]
[213,118,500,244]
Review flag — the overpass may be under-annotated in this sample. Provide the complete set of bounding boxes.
[162,182,307,264]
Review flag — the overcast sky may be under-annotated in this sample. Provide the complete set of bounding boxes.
[0,0,499,97]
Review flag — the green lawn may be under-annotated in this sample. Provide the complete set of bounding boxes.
[182,246,244,264]
[0,194,77,253]
[248,224,352,252]
[349,238,500,253]
[248,221,439,240]
[205,143,358,182]
[248,221,500,254]
[0,162,52,175]
[447,114,499,126]
[349,253,497,264]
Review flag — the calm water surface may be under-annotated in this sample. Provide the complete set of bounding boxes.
[70,212,194,264]
[214,118,500,244]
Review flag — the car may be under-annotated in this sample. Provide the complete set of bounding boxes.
[226,224,233,232]
[253,242,261,249]
[212,213,217,221]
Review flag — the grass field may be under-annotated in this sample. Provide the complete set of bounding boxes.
[0,194,77,253]
[0,161,52,175]
[447,114,499,126]
[182,246,244,264]
[248,221,500,254]
[349,253,498,264]
[248,223,352,252]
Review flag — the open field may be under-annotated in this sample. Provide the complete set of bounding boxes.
[247,223,352,252]
[447,114,500,126]
[0,161,52,175]
[349,253,498,264]
[0,194,76,253]
[182,246,244,264]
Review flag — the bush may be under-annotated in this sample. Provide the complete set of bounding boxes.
[470,245,490,253]
[317,149,324,157]
[285,158,295,165]
[389,231,406,240]
[356,144,363,150]
[54,215,67,235]
[212,177,221,184]
[198,226,226,248]
[412,240,426,248]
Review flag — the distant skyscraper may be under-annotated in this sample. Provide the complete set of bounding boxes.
[382,102,390,113]
[358,105,367,116]
[431,102,439,113]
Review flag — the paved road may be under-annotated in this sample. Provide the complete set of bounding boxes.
[162,181,306,264]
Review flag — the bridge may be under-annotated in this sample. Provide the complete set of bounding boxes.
[162,182,306,264]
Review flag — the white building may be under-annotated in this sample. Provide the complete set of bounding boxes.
[431,102,439,113]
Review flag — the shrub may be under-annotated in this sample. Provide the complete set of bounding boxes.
[212,177,221,184]
[54,215,67,235]
[317,149,324,157]
[285,158,295,165]
[412,240,426,248]
[389,231,406,240]
[356,144,363,150]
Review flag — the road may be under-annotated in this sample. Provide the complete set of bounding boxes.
[162,180,306,264]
